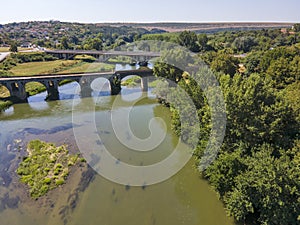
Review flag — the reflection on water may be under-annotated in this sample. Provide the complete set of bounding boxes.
[0,71,234,225]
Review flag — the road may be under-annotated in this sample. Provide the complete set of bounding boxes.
[0,52,10,62]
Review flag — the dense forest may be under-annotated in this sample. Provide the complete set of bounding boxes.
[148,26,300,225]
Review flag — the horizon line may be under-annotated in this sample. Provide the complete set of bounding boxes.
[0,20,297,25]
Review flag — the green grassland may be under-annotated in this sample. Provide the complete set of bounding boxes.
[10,60,80,76]
[59,61,115,74]
[9,60,115,76]
[0,47,34,52]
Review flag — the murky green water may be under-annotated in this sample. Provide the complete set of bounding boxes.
[0,84,234,225]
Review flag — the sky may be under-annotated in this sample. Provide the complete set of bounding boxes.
[1,0,299,24]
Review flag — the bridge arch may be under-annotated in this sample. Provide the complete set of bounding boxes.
[58,79,81,99]
[120,74,148,93]
[0,84,11,98]
[24,81,47,97]
[90,77,111,96]
[58,78,80,86]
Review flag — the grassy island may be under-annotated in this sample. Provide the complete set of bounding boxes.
[17,140,86,199]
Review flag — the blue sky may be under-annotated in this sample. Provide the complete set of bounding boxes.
[1,0,299,24]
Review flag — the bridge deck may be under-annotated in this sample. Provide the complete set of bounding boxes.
[0,69,154,82]
[45,50,161,57]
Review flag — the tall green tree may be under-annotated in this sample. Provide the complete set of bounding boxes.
[177,31,200,52]
[60,37,69,49]
[9,42,18,52]
[293,23,300,32]
[225,144,300,225]
[210,52,238,76]
[232,36,257,53]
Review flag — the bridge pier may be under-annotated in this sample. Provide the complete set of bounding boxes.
[79,78,93,97]
[44,80,59,101]
[7,81,28,103]
[141,77,149,92]
[110,74,121,95]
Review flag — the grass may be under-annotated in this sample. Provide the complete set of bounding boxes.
[108,56,133,64]
[59,61,115,73]
[0,47,9,52]
[0,47,33,52]
[10,60,80,76]
[9,60,115,76]
[17,140,86,199]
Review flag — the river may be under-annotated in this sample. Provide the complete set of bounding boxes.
[0,65,234,225]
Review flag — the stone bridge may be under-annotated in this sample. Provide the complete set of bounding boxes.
[45,50,161,63]
[0,69,154,102]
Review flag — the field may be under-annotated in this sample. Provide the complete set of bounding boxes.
[0,47,9,52]
[10,60,80,76]
[59,62,115,73]
[0,47,35,52]
[9,60,115,76]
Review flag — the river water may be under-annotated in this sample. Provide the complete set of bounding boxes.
[0,67,234,225]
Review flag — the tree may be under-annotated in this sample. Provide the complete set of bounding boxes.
[9,42,18,52]
[60,37,69,49]
[232,36,257,53]
[197,34,208,51]
[210,52,238,76]
[266,57,293,88]
[293,23,300,32]
[83,38,103,50]
[153,48,193,83]
[225,144,300,225]
[244,51,262,75]
[223,74,298,150]
[177,31,200,52]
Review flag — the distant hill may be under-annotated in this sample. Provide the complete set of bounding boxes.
[104,22,293,33]
[0,21,294,49]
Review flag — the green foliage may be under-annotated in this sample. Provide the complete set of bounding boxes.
[154,39,300,224]
[284,81,300,120]
[293,23,300,32]
[177,31,200,52]
[11,52,58,63]
[210,52,238,76]
[17,140,86,199]
[0,100,13,111]
[9,42,18,52]
[197,34,209,51]
[60,37,70,49]
[83,37,103,50]
[220,73,298,150]
[224,144,300,225]
[232,36,257,53]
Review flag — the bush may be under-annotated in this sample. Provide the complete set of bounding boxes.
[55,179,65,186]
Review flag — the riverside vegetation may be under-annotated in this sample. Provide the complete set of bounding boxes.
[150,27,300,225]
[17,140,86,199]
